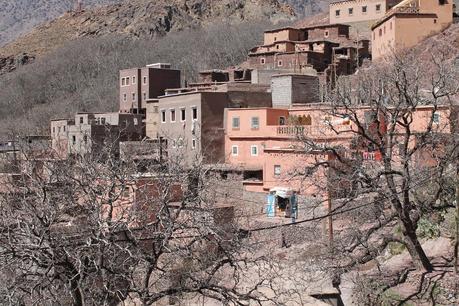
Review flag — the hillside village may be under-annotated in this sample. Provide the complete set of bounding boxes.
[1,0,459,305]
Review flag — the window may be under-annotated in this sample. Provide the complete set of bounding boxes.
[362,5,367,13]
[192,138,197,150]
[101,118,106,125]
[72,135,76,144]
[274,165,281,176]
[79,117,84,124]
[53,127,55,133]
[324,30,329,38]
[279,116,286,125]
[278,60,283,67]
[260,58,266,65]
[180,108,186,122]
[132,93,136,101]
[123,94,127,101]
[335,9,340,16]
[433,112,440,124]
[192,107,198,120]
[83,135,88,143]
[348,7,353,15]
[126,77,130,85]
[232,117,240,129]
[121,78,125,86]
[434,19,437,24]
[132,76,136,84]
[231,145,239,156]
[379,28,383,36]
[251,145,258,156]
[161,110,166,123]
[63,126,66,132]
[143,92,147,100]
[251,117,260,129]
[143,76,147,84]
[170,109,176,122]
[376,4,381,11]
[274,37,277,41]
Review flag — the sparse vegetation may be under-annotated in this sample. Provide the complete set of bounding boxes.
[0,21,271,136]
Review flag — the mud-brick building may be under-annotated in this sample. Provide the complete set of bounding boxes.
[247,24,370,79]
[51,112,144,159]
[119,63,181,114]
[371,0,453,59]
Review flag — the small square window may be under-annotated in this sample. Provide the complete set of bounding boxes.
[362,5,367,13]
[79,117,84,124]
[279,116,286,125]
[123,94,127,101]
[180,108,186,122]
[132,93,136,101]
[232,117,240,129]
[132,76,136,84]
[72,135,76,144]
[335,9,340,16]
[348,7,353,15]
[170,109,176,122]
[192,107,198,120]
[161,110,166,123]
[274,165,281,176]
[278,60,283,67]
[324,30,329,38]
[143,76,147,84]
[260,58,266,65]
[251,117,260,129]
[231,145,239,156]
[376,4,381,11]
[251,145,258,156]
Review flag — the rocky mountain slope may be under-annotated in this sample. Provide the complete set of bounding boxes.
[0,0,295,74]
[279,0,331,17]
[0,0,121,47]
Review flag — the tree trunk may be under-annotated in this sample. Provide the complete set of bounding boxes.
[401,219,433,272]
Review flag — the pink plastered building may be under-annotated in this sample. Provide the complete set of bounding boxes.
[225,104,454,195]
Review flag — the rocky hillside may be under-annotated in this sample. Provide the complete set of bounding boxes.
[0,0,121,47]
[279,0,331,17]
[0,0,295,74]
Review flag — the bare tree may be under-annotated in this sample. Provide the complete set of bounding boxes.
[0,140,279,305]
[291,49,459,277]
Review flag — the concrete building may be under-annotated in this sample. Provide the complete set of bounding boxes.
[371,0,453,59]
[271,74,321,107]
[329,0,402,24]
[119,63,181,114]
[51,112,144,158]
[157,83,272,165]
